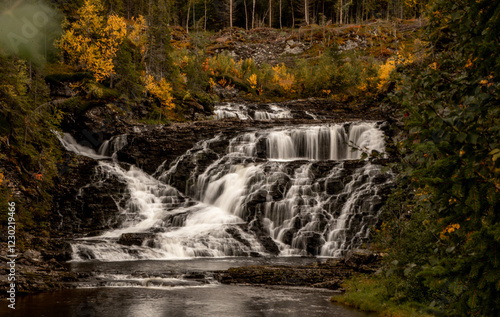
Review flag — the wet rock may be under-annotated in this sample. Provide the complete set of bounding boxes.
[117,233,156,246]
[304,232,325,256]
[215,257,378,290]
[51,155,127,235]
[325,180,344,195]
[343,249,379,272]
[225,227,251,248]
[281,229,296,245]
[259,236,280,255]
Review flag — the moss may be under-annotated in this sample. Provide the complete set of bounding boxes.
[331,275,436,317]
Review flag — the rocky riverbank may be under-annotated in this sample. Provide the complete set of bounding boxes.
[215,249,380,290]
[0,242,77,297]
[0,247,380,299]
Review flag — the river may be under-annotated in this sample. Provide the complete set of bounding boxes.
[2,258,375,317]
[9,102,391,316]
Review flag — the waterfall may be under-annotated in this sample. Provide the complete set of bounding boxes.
[56,132,108,160]
[61,121,392,261]
[223,123,384,161]
[214,103,293,120]
[214,103,251,120]
[56,132,128,159]
[98,134,128,157]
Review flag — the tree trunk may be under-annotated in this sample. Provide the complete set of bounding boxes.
[252,0,256,28]
[204,0,207,31]
[362,0,365,22]
[186,1,190,33]
[244,0,249,30]
[340,0,342,24]
[269,0,272,27]
[279,0,282,28]
[230,0,233,29]
[291,0,295,28]
[305,0,309,25]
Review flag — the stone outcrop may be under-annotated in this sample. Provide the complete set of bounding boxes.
[215,250,380,290]
[51,154,128,237]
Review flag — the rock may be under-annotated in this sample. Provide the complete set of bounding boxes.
[117,233,156,246]
[21,249,42,263]
[225,227,251,248]
[343,249,379,270]
[213,84,239,98]
[284,40,305,55]
[47,81,76,98]
[326,180,344,194]
[304,232,325,256]
[215,256,374,290]
[259,236,280,255]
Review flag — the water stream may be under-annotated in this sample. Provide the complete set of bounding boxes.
[64,120,391,261]
[45,105,392,316]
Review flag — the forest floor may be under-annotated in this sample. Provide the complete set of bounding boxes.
[172,19,424,67]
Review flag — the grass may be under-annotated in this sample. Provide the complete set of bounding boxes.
[331,274,435,317]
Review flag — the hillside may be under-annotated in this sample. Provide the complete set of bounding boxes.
[1,0,499,316]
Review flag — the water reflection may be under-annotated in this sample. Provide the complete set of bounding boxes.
[2,285,372,317]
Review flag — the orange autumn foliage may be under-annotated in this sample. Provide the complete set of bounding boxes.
[57,0,127,82]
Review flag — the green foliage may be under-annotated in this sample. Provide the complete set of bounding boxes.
[332,274,434,317]
[295,48,373,97]
[114,40,145,99]
[368,1,500,316]
[0,54,64,247]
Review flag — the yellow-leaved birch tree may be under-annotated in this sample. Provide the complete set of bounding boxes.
[57,0,126,83]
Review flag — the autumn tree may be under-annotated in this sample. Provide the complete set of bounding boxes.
[57,0,127,84]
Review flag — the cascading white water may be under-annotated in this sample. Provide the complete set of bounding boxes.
[223,123,384,161]
[214,103,293,120]
[61,134,265,261]
[156,122,391,257]
[254,105,292,120]
[98,134,128,157]
[56,132,128,159]
[71,160,265,261]
[62,121,391,261]
[214,103,251,120]
[56,133,109,160]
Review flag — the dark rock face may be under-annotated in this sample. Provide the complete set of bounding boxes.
[0,242,78,296]
[47,81,76,98]
[51,155,128,236]
[118,233,156,247]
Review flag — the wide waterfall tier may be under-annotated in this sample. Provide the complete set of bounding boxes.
[63,121,392,261]
[227,123,385,160]
[214,103,293,120]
